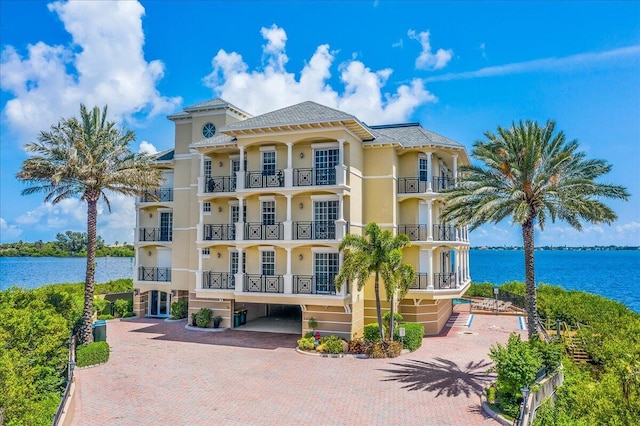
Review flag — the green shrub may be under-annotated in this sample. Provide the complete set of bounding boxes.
[97,314,114,320]
[93,297,109,315]
[369,340,403,358]
[121,312,135,318]
[297,336,315,351]
[171,301,188,319]
[363,323,385,343]
[466,282,496,298]
[303,331,314,339]
[319,335,344,354]
[489,333,542,399]
[195,308,212,328]
[393,322,424,351]
[113,299,132,317]
[76,341,110,367]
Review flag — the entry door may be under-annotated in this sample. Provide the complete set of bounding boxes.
[230,205,247,223]
[313,201,338,239]
[230,251,246,288]
[314,253,339,294]
[314,148,338,184]
[159,211,173,241]
[149,290,170,317]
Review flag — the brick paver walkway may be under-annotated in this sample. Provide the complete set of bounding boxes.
[71,307,525,425]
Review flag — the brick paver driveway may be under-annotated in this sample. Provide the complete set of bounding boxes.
[71,307,524,425]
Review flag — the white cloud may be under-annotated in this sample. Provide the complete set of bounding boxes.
[0,0,181,142]
[424,44,640,82]
[203,25,436,125]
[479,42,487,59]
[408,29,453,70]
[139,140,158,154]
[392,39,404,49]
[0,218,23,241]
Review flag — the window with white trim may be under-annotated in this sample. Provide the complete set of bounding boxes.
[262,151,276,175]
[261,201,275,225]
[203,202,211,214]
[202,248,210,258]
[261,250,275,276]
[419,156,429,182]
[204,158,212,180]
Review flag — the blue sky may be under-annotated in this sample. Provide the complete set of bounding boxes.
[1,1,638,247]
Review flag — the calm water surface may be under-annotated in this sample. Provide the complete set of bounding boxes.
[1,251,638,312]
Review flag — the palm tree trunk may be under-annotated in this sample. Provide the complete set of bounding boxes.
[522,217,539,338]
[80,197,99,344]
[389,292,396,341]
[374,271,384,341]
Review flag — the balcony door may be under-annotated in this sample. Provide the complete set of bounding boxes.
[159,211,173,241]
[314,252,338,294]
[313,200,338,239]
[149,290,170,317]
[314,148,338,185]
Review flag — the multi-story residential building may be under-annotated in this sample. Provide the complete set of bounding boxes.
[133,98,471,338]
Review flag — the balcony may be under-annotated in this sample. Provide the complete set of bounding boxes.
[244,223,284,240]
[202,271,235,289]
[433,224,456,241]
[398,224,458,242]
[244,274,284,293]
[293,221,336,240]
[245,170,284,189]
[409,272,457,290]
[397,176,455,194]
[293,167,336,186]
[138,267,171,282]
[204,176,236,193]
[203,224,235,241]
[139,188,173,202]
[139,228,173,242]
[293,274,337,295]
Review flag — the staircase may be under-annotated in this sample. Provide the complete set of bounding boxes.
[565,332,590,364]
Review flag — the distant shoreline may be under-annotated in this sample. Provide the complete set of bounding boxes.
[472,246,639,251]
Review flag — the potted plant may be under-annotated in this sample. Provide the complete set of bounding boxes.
[213,315,223,328]
[308,317,318,334]
[191,313,198,327]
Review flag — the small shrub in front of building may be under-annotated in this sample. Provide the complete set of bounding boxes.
[393,322,425,352]
[363,323,386,343]
[113,299,133,318]
[297,336,315,351]
[97,314,114,320]
[318,335,344,354]
[171,301,188,319]
[76,341,110,367]
[369,341,403,358]
[121,312,135,318]
[195,308,212,328]
[348,338,372,355]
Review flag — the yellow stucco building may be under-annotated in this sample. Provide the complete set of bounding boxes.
[133,98,471,338]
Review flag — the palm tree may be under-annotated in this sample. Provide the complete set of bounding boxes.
[382,249,415,340]
[441,120,629,338]
[17,104,163,344]
[335,222,411,341]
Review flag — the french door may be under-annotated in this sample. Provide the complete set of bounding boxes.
[313,200,338,239]
[149,290,170,317]
[314,253,338,294]
[314,148,338,185]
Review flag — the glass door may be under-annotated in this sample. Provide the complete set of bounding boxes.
[314,148,338,185]
[313,200,338,239]
[149,290,170,317]
[314,253,338,294]
[160,212,173,241]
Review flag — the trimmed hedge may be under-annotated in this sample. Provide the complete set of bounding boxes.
[171,301,188,319]
[76,341,110,367]
[195,308,212,328]
[393,322,424,351]
[363,323,386,343]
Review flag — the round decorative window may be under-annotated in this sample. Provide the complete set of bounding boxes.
[202,122,216,138]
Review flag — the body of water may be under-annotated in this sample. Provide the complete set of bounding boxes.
[1,250,638,312]
[0,256,134,290]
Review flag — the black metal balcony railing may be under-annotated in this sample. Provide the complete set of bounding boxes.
[293,167,337,186]
[293,274,337,295]
[203,224,235,241]
[398,224,429,241]
[139,188,173,202]
[202,271,235,290]
[432,176,455,192]
[433,224,456,241]
[245,170,284,188]
[244,274,283,293]
[293,221,336,240]
[138,267,171,282]
[205,176,236,193]
[409,272,457,290]
[397,176,456,194]
[139,228,173,242]
[244,223,283,240]
[434,272,456,289]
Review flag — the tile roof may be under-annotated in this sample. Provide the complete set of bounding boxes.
[192,133,236,147]
[366,123,463,148]
[154,149,174,161]
[167,98,251,120]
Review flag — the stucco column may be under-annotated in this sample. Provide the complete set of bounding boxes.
[235,197,245,240]
[336,139,347,186]
[199,154,205,193]
[338,251,346,295]
[235,248,244,293]
[427,200,433,241]
[284,247,293,294]
[452,153,458,186]
[237,147,245,190]
[427,248,434,290]
[197,201,204,241]
[454,249,460,288]
[135,208,141,243]
[284,194,292,240]
[336,193,346,239]
[284,142,293,187]
[426,151,433,192]
[196,249,203,290]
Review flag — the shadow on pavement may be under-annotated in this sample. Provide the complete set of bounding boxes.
[379,357,494,398]
[124,318,299,350]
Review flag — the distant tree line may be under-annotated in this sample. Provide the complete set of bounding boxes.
[0,231,133,257]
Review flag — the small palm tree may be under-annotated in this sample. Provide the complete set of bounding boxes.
[382,249,416,340]
[17,104,163,343]
[335,222,411,341]
[441,120,629,337]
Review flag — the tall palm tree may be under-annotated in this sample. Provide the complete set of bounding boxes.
[17,105,163,343]
[441,120,629,338]
[335,222,411,341]
[382,250,416,340]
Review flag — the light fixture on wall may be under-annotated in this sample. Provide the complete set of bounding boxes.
[134,288,140,296]
[219,161,223,167]
[218,206,222,213]
[299,152,304,158]
[171,289,177,297]
[149,213,153,218]
[299,254,304,261]
[299,203,304,209]
[217,252,221,258]
[147,251,152,256]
